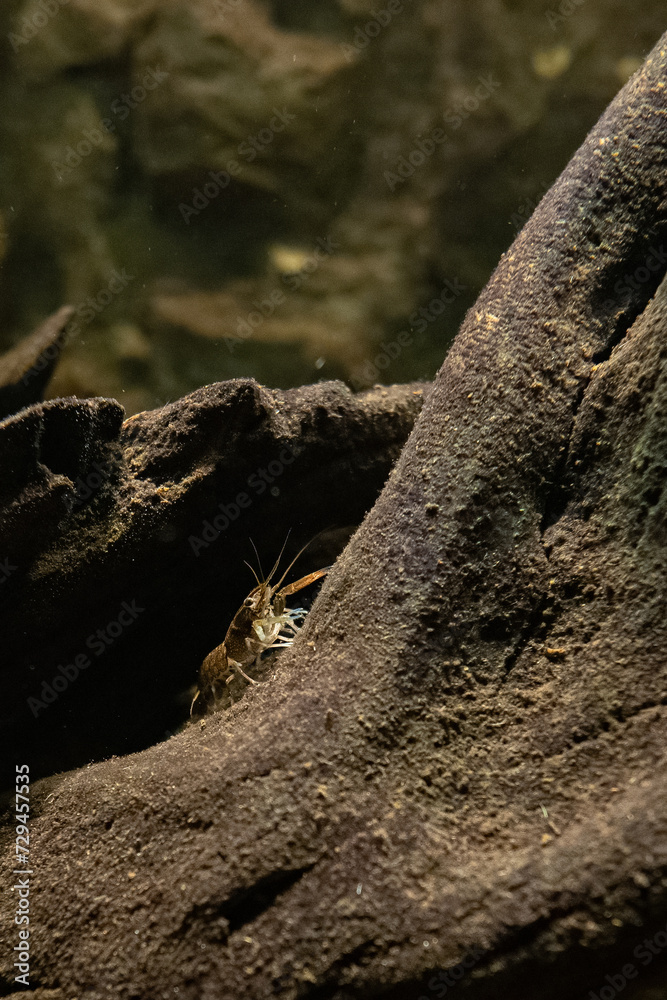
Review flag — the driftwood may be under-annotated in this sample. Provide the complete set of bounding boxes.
[2,31,667,1000]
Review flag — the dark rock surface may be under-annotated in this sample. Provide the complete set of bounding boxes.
[2,28,667,1000]
[0,377,424,780]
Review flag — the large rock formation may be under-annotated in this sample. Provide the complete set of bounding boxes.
[0,376,424,779]
[1,23,667,1000]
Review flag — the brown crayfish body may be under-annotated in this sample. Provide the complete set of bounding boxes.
[191,538,328,714]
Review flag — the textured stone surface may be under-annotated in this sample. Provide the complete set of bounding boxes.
[1,26,667,1000]
[0,377,424,779]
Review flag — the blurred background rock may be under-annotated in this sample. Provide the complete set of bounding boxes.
[0,0,663,415]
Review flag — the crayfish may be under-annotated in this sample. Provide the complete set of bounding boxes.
[190,536,328,714]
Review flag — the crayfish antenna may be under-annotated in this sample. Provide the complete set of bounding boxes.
[264,530,291,585]
[243,559,262,587]
[189,688,201,717]
[273,528,327,592]
[248,537,266,583]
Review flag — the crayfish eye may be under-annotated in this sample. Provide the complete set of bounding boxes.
[244,598,253,607]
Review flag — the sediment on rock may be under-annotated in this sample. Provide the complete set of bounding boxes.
[1,28,667,1000]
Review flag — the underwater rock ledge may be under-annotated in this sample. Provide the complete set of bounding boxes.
[0,377,425,779]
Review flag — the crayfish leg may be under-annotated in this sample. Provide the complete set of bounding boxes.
[226,658,259,686]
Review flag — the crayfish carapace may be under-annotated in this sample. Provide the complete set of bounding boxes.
[190,536,328,715]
